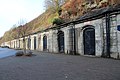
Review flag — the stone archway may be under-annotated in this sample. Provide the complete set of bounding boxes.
[83,26,95,55]
[57,31,64,53]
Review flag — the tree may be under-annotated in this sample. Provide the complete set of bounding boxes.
[17,19,30,54]
[45,0,65,15]
[18,24,30,54]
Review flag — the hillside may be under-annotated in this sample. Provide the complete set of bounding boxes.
[26,9,59,33]
[60,0,120,21]
[0,0,120,44]
[0,9,59,44]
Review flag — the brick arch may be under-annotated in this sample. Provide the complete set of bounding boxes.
[82,25,95,30]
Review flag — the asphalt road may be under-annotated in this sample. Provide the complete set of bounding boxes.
[0,50,120,80]
[0,48,17,58]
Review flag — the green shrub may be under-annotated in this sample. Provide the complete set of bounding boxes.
[52,18,64,25]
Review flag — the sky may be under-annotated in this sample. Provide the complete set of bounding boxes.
[0,0,45,37]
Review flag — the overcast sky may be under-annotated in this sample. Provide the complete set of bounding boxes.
[0,0,45,37]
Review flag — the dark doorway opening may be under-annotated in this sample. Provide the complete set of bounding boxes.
[43,35,47,51]
[58,31,64,53]
[83,27,95,55]
[34,36,36,50]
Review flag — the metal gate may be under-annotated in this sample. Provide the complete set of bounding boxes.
[83,28,95,55]
[58,31,64,53]
[34,36,36,50]
[43,35,47,50]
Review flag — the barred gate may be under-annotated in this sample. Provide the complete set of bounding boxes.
[43,35,47,51]
[83,27,95,55]
[58,31,64,53]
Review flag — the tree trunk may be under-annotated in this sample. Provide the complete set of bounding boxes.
[23,37,26,54]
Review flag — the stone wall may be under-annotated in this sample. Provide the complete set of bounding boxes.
[75,19,103,56]
[110,14,118,58]
[116,14,120,58]
[1,12,120,59]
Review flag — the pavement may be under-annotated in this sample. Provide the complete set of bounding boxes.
[0,50,120,80]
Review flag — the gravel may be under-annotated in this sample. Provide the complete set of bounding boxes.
[0,51,120,80]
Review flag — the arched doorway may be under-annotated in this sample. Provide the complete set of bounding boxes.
[34,36,36,50]
[58,31,64,53]
[83,27,95,55]
[43,35,47,51]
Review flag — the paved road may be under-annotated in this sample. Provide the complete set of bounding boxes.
[0,51,120,80]
[0,48,17,58]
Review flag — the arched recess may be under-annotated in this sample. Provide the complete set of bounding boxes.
[43,35,47,51]
[57,30,64,53]
[34,36,36,50]
[83,25,95,55]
